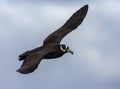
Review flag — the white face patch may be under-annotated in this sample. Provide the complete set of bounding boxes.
[60,45,68,52]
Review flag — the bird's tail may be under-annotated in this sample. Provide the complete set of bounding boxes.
[19,51,31,61]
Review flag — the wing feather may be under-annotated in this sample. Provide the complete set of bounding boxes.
[17,48,52,74]
[43,5,88,44]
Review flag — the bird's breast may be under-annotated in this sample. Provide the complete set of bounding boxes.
[43,52,65,59]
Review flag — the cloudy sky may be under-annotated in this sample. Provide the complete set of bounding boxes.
[0,0,120,89]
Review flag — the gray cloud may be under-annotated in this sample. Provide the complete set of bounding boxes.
[0,0,120,89]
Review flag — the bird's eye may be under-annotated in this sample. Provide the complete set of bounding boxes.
[60,45,68,52]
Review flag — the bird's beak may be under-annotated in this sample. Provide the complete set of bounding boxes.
[67,49,74,55]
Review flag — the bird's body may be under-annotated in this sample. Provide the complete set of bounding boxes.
[17,5,89,74]
[19,44,66,60]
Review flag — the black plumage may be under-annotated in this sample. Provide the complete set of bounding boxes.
[17,5,89,74]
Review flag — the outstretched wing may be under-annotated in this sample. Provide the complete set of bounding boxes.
[17,48,52,74]
[43,5,88,45]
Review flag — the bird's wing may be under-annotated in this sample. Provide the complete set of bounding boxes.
[43,5,88,45]
[17,48,52,74]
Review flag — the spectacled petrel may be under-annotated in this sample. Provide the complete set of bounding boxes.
[17,4,89,74]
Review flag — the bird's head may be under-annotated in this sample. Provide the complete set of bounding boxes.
[60,44,73,55]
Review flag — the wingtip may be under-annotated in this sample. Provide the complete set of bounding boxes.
[16,69,20,73]
[83,4,89,10]
[84,4,89,7]
[16,66,36,74]
[16,68,29,74]
[81,4,89,17]
[16,68,23,74]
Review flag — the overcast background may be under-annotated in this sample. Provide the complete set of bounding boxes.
[0,0,120,89]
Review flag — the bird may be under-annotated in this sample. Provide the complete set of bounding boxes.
[17,4,89,74]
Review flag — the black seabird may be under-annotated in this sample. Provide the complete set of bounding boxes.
[17,4,89,74]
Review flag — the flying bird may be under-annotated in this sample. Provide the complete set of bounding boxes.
[17,4,89,74]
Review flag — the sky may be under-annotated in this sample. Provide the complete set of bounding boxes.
[0,0,120,89]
